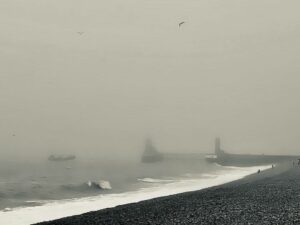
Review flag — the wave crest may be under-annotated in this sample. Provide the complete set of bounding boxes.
[62,180,112,192]
[138,178,174,183]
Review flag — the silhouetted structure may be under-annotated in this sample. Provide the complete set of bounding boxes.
[141,139,163,163]
[206,138,299,166]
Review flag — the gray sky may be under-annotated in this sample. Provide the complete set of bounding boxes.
[1,0,300,159]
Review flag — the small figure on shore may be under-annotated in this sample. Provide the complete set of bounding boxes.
[257,169,261,174]
[272,164,274,169]
[298,159,300,166]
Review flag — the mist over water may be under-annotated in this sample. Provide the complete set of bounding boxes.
[0,156,218,210]
[1,0,300,161]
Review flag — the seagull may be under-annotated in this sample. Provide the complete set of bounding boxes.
[179,21,185,27]
[77,32,84,35]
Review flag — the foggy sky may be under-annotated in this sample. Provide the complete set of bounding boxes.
[1,0,300,159]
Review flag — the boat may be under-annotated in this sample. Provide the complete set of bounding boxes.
[48,154,76,162]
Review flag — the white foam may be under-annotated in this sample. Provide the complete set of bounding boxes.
[138,178,174,183]
[87,180,112,189]
[87,180,92,187]
[98,180,112,190]
[0,165,270,225]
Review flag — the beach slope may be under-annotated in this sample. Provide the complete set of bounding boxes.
[36,165,300,225]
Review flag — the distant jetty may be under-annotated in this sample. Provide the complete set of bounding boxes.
[206,138,298,166]
[141,138,298,166]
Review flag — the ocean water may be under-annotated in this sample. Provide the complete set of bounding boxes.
[0,157,270,225]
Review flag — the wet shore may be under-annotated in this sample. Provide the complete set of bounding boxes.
[36,163,300,225]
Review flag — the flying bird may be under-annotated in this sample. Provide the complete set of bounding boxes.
[179,21,185,27]
[77,32,84,35]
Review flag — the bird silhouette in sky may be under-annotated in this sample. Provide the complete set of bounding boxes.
[77,32,84,35]
[179,21,185,27]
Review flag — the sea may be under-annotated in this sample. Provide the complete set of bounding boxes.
[0,156,270,225]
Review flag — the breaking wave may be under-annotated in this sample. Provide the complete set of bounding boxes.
[61,180,112,192]
[0,165,271,225]
[137,178,174,183]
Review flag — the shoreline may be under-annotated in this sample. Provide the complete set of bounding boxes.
[36,163,297,225]
[33,163,294,225]
[0,164,271,225]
